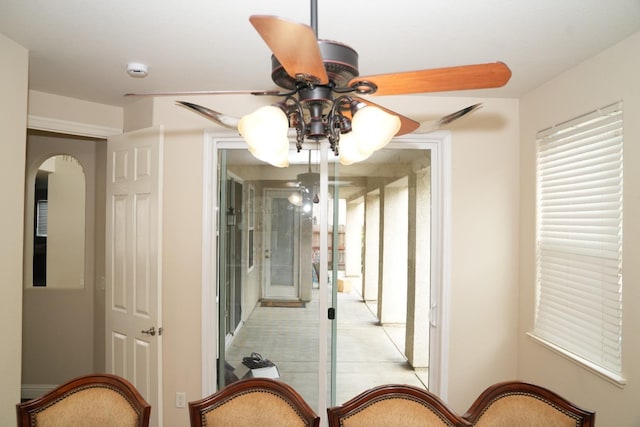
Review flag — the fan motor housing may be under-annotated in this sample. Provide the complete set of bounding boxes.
[271,39,359,90]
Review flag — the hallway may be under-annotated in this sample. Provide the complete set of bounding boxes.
[224,284,428,408]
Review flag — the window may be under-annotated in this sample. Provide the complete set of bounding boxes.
[534,101,623,381]
[36,200,49,237]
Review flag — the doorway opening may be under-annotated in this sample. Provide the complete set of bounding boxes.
[21,130,106,400]
[203,134,451,413]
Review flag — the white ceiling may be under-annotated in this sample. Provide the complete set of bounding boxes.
[1,0,639,108]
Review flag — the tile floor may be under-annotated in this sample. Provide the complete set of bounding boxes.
[225,283,428,410]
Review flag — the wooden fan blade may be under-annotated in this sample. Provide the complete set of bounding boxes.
[125,89,283,97]
[414,103,482,134]
[351,97,420,136]
[350,62,511,96]
[176,101,240,129]
[250,15,328,84]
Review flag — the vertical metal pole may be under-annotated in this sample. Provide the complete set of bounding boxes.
[330,162,339,406]
[310,0,318,37]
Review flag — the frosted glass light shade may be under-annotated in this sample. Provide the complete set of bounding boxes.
[239,105,290,167]
[338,132,373,165]
[351,106,401,154]
[247,144,289,168]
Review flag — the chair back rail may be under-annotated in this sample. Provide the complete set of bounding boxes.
[189,377,320,427]
[327,384,472,427]
[16,373,151,427]
[463,381,595,427]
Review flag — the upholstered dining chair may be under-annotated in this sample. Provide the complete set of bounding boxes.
[327,384,472,427]
[462,380,595,427]
[16,373,151,427]
[189,377,320,427]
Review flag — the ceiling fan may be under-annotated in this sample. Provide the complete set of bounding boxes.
[127,0,511,166]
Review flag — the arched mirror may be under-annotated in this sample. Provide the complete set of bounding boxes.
[31,155,86,288]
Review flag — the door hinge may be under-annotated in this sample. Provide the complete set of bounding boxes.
[328,307,335,320]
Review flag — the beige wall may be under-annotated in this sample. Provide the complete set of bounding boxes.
[518,31,640,426]
[150,97,217,426]
[28,90,123,132]
[46,155,85,288]
[0,33,28,425]
[442,97,521,410]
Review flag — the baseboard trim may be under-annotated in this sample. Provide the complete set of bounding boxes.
[21,383,57,400]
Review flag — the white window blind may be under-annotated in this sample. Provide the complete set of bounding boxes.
[534,101,623,377]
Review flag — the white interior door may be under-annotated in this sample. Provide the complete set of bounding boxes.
[106,126,163,427]
[264,188,300,299]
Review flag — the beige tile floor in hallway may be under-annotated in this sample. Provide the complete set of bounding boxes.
[225,282,428,410]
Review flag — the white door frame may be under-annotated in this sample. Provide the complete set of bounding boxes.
[200,133,452,402]
[263,188,301,300]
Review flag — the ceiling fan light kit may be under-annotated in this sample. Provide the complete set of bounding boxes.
[238,105,291,167]
[131,0,511,167]
[238,93,401,166]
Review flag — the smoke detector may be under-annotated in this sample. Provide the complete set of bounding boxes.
[126,62,148,78]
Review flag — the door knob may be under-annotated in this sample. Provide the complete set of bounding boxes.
[141,326,156,336]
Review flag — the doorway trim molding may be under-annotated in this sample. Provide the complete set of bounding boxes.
[201,131,218,396]
[422,132,452,401]
[200,132,452,401]
[27,115,121,138]
[201,133,244,395]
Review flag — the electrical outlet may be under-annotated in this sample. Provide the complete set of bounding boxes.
[175,392,186,408]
